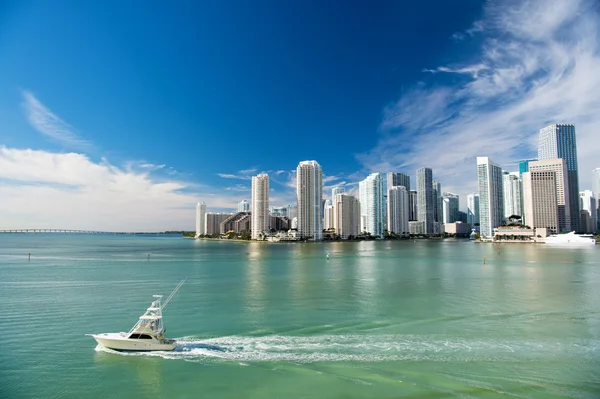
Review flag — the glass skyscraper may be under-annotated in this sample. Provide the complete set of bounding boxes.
[416,167,434,234]
[477,157,504,240]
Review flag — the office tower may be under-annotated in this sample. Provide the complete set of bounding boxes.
[251,174,270,239]
[205,213,232,235]
[387,172,410,192]
[237,200,250,212]
[467,193,480,227]
[503,172,523,219]
[417,168,434,234]
[297,160,323,240]
[538,124,580,231]
[593,168,600,229]
[579,190,597,233]
[333,194,361,239]
[431,181,444,224]
[519,159,535,179]
[477,157,504,240]
[195,202,206,237]
[522,171,558,233]
[409,190,418,221]
[528,159,570,232]
[442,193,460,224]
[388,186,409,236]
[323,199,334,230]
[359,173,384,237]
[332,186,345,199]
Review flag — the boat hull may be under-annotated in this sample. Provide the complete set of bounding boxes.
[88,333,177,351]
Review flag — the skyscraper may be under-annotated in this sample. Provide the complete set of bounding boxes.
[416,167,434,234]
[593,168,600,230]
[409,190,418,221]
[323,199,334,230]
[579,190,597,233]
[529,159,570,232]
[297,160,323,240]
[522,171,558,233]
[538,124,580,231]
[387,172,410,192]
[333,194,361,239]
[467,193,480,227]
[332,186,345,199]
[251,174,270,239]
[388,186,409,236]
[359,173,384,237]
[237,199,250,212]
[442,193,460,224]
[432,181,442,227]
[477,157,504,240]
[195,202,206,237]
[519,159,535,179]
[503,172,522,219]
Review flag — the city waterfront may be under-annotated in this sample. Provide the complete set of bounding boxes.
[1,234,599,398]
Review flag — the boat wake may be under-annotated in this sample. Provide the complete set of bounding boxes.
[94,334,600,364]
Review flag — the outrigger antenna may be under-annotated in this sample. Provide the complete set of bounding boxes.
[162,278,186,310]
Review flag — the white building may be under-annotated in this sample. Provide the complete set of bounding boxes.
[528,159,570,233]
[297,160,323,240]
[579,190,597,233]
[442,192,459,224]
[251,174,270,239]
[333,194,361,239]
[503,172,522,220]
[467,193,480,227]
[477,157,504,240]
[388,186,409,236]
[195,202,206,237]
[359,173,384,237]
[237,200,250,212]
[538,124,580,232]
[417,167,434,234]
[323,199,334,230]
[332,186,345,199]
[522,171,558,234]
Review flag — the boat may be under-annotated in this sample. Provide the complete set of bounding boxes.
[86,279,186,351]
[540,231,596,246]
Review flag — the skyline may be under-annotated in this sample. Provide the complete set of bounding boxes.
[1,0,600,231]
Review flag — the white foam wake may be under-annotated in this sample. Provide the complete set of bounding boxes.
[94,334,600,364]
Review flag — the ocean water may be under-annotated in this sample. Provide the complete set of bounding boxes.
[0,234,599,398]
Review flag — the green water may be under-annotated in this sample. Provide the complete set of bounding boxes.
[1,235,599,398]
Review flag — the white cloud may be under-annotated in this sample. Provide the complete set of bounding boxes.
[22,91,90,148]
[0,146,239,231]
[360,0,600,205]
[217,173,251,180]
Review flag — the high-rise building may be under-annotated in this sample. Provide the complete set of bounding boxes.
[579,190,597,233]
[205,213,232,235]
[332,186,345,199]
[195,202,206,237]
[237,200,250,212]
[388,186,409,236]
[297,160,323,240]
[323,199,334,230]
[333,194,361,239]
[529,159,570,232]
[522,171,558,233]
[593,168,600,230]
[416,168,434,234]
[251,174,270,239]
[432,181,442,223]
[442,192,460,224]
[477,157,504,240]
[387,172,410,192]
[503,172,523,219]
[220,212,251,234]
[467,193,480,227]
[409,190,418,221]
[538,124,580,231]
[519,159,535,179]
[359,173,384,237]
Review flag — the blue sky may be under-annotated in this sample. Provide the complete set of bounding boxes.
[1,0,599,231]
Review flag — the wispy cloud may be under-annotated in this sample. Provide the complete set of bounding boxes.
[359,0,600,204]
[217,173,251,180]
[21,90,90,148]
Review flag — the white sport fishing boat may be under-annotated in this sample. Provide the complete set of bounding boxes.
[540,231,596,246]
[87,279,185,351]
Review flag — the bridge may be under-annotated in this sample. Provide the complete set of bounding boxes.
[0,229,126,234]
